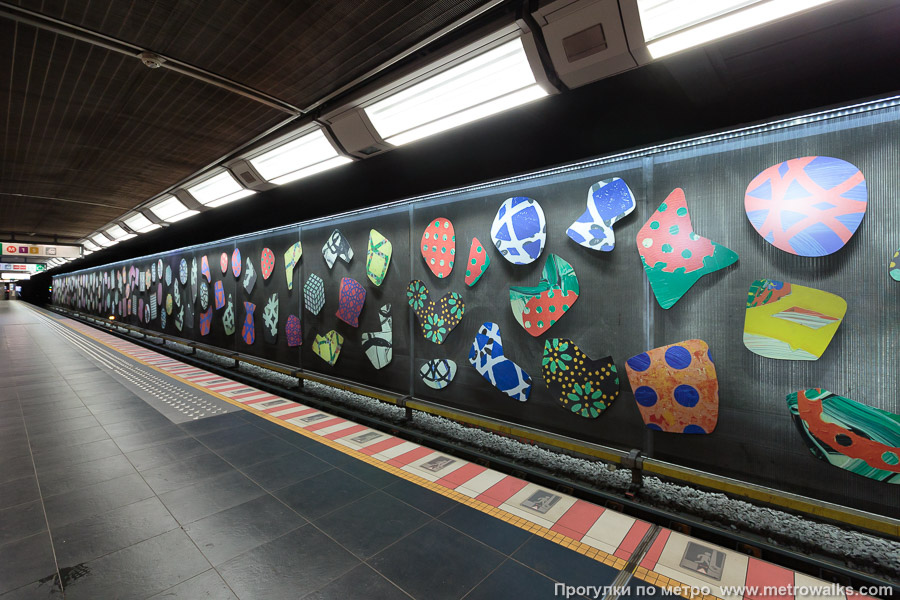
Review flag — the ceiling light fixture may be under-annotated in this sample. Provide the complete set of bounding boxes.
[185,172,255,208]
[105,224,136,241]
[90,233,117,248]
[148,195,198,223]
[638,0,839,59]
[123,212,161,233]
[249,129,351,185]
[364,37,547,146]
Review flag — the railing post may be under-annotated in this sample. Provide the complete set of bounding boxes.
[623,449,644,497]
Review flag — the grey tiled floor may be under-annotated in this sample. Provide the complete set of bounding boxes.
[0,301,622,599]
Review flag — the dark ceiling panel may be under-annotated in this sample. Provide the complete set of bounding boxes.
[0,194,125,240]
[13,0,494,109]
[0,18,286,239]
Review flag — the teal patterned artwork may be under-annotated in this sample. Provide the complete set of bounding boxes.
[787,388,900,484]
[890,246,900,281]
[407,280,465,344]
[637,188,738,309]
[509,254,579,337]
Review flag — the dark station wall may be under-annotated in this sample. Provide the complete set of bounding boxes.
[52,99,900,518]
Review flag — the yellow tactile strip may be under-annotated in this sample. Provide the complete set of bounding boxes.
[42,307,722,590]
[633,566,724,600]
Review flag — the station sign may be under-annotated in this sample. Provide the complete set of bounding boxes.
[1,243,81,258]
[0,263,46,273]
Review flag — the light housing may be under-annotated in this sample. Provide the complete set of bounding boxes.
[82,239,101,252]
[105,224,136,242]
[637,0,839,58]
[123,212,161,233]
[363,37,548,146]
[148,195,198,223]
[90,233,116,248]
[185,171,255,208]
[248,128,352,185]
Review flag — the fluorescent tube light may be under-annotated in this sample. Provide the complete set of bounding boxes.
[250,129,351,184]
[105,224,136,241]
[148,196,198,223]
[90,233,116,248]
[186,172,255,208]
[123,212,161,233]
[364,37,547,146]
[639,0,839,58]
[82,239,101,251]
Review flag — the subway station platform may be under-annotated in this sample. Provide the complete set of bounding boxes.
[0,300,881,600]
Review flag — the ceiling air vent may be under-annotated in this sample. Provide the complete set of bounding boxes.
[531,0,639,89]
[563,23,608,62]
[224,159,276,191]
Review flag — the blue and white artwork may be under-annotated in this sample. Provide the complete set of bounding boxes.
[468,322,532,402]
[179,258,188,285]
[566,178,636,251]
[490,197,546,265]
[421,359,457,390]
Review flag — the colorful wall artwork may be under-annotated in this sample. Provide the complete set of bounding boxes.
[362,304,392,369]
[220,252,228,274]
[366,230,392,286]
[787,388,900,484]
[421,359,457,389]
[223,295,235,335]
[323,229,353,269]
[637,188,739,309]
[745,156,867,257]
[468,322,532,402]
[407,280,464,344]
[542,338,618,419]
[190,258,198,301]
[201,256,211,282]
[179,258,188,285]
[890,247,900,281]
[214,280,225,310]
[260,248,275,280]
[304,274,325,315]
[285,314,302,347]
[421,218,455,278]
[199,281,209,310]
[284,242,302,289]
[200,308,212,336]
[625,339,718,434]
[743,279,846,360]
[566,178,636,251]
[509,254,579,337]
[491,197,546,265]
[465,238,490,287]
[165,264,172,286]
[336,277,366,327]
[174,304,184,331]
[232,249,242,278]
[313,330,344,366]
[262,293,279,343]
[242,302,256,345]
[242,258,257,294]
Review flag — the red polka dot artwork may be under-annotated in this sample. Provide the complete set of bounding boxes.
[421,218,455,279]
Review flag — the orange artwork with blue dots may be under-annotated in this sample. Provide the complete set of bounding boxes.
[625,339,718,434]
